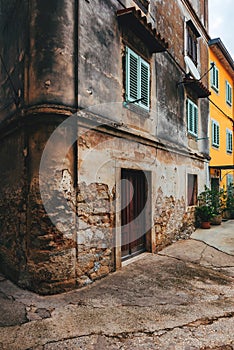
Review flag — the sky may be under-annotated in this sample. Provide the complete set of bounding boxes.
[209,0,234,59]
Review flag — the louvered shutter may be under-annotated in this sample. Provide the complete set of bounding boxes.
[226,81,232,105]
[187,99,198,136]
[212,121,215,145]
[126,47,139,102]
[215,68,219,90]
[187,100,192,132]
[216,124,220,146]
[226,81,228,103]
[226,130,233,152]
[194,104,198,135]
[140,60,150,109]
[125,46,150,111]
[226,129,229,151]
[212,66,216,86]
[212,120,219,147]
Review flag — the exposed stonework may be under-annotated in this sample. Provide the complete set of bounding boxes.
[154,187,195,252]
[0,130,27,282]
[0,0,210,294]
[76,182,115,287]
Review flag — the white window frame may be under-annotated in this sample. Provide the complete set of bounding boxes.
[211,119,220,148]
[125,46,150,111]
[226,81,232,106]
[211,63,219,92]
[187,98,198,137]
[226,128,233,153]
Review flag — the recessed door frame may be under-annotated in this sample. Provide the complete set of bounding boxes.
[115,165,153,269]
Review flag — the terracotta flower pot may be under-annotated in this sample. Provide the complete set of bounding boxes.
[211,215,222,225]
[200,221,211,229]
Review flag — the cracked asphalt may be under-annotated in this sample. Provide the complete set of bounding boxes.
[0,220,234,350]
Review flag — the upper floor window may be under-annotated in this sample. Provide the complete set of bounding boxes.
[211,63,219,92]
[125,46,150,111]
[211,120,220,148]
[186,21,200,66]
[226,81,232,106]
[187,98,198,137]
[226,129,233,153]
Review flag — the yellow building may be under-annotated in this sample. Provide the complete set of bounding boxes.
[208,38,234,190]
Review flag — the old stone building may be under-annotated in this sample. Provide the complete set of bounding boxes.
[0,0,210,294]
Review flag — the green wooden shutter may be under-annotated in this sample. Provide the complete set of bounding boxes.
[226,129,229,151]
[212,120,215,145]
[125,46,150,110]
[215,67,219,90]
[140,60,150,109]
[217,123,220,146]
[187,99,192,133]
[226,81,232,105]
[194,104,198,135]
[126,47,139,102]
[212,120,219,147]
[226,129,233,152]
[226,81,228,103]
[211,64,219,91]
[187,99,198,136]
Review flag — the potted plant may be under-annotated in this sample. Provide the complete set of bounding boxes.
[195,186,215,229]
[210,188,225,225]
[195,205,214,229]
[223,183,234,219]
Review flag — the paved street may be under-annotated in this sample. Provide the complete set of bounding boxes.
[0,221,234,350]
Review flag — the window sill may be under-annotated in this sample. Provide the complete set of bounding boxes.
[123,101,150,117]
[188,131,198,139]
[211,86,219,94]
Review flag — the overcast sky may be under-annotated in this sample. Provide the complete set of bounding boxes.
[209,0,234,59]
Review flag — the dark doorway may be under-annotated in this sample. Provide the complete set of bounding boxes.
[211,177,220,191]
[121,169,147,260]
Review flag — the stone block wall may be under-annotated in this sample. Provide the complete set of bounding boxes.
[76,182,115,287]
[0,129,27,282]
[154,187,195,252]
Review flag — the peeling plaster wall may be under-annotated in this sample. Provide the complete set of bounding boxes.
[24,122,77,294]
[0,0,210,294]
[28,0,76,106]
[76,123,207,284]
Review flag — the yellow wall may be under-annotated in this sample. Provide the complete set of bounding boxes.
[209,49,234,189]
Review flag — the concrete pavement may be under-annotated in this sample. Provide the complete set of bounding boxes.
[191,219,234,255]
[0,220,234,350]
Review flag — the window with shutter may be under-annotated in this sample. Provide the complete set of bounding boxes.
[226,129,233,153]
[187,27,198,65]
[226,81,232,106]
[211,120,220,148]
[125,46,150,110]
[187,99,198,137]
[211,63,219,92]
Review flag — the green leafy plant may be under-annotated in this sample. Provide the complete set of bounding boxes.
[210,187,225,216]
[195,204,215,222]
[223,183,234,219]
[195,186,216,224]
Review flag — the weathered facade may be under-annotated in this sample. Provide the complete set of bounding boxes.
[0,0,210,294]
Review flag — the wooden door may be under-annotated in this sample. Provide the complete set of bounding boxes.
[121,169,147,260]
